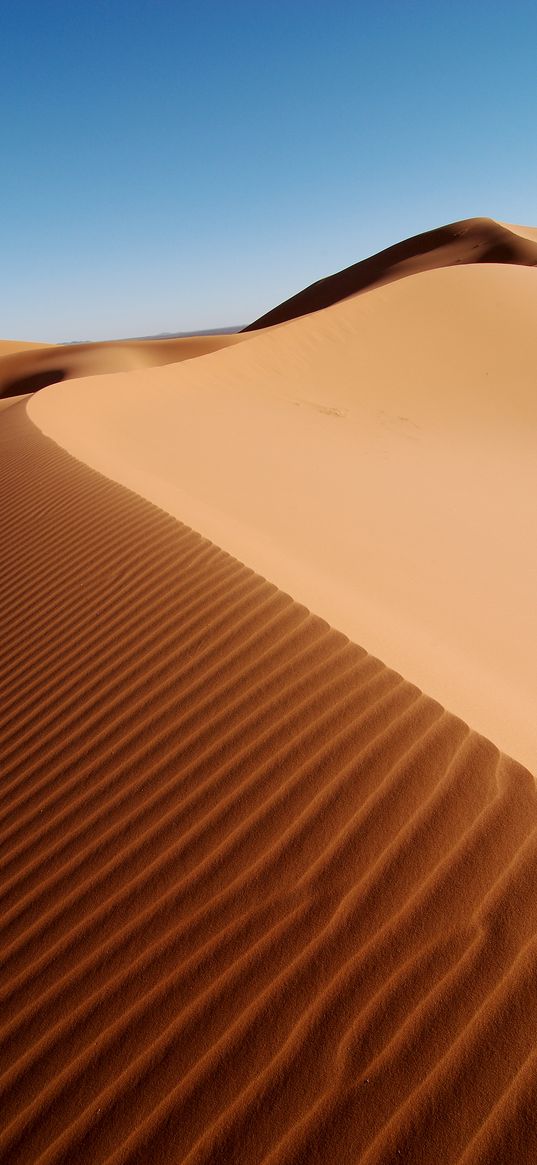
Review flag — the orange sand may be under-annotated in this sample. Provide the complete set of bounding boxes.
[0,339,52,356]
[244,216,537,330]
[0,333,245,399]
[2,217,537,1163]
[1,404,536,1164]
[29,258,537,770]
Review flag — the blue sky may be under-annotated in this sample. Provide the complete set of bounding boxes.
[2,0,536,341]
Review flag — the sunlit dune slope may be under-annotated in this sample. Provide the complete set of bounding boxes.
[499,220,537,243]
[0,333,245,399]
[0,339,52,357]
[30,261,537,770]
[1,404,536,1164]
[243,216,537,329]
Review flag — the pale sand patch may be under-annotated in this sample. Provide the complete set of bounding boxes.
[29,262,537,771]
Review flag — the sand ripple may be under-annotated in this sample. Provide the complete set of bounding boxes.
[1,404,536,1164]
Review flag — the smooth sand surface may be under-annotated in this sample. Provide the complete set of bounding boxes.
[0,339,52,356]
[1,402,537,1165]
[30,261,537,771]
[499,221,537,243]
[244,216,537,330]
[0,333,245,399]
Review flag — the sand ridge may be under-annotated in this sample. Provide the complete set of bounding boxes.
[244,216,537,330]
[0,340,53,356]
[1,402,537,1163]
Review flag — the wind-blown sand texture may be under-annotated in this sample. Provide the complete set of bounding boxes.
[1,402,537,1164]
[244,217,537,329]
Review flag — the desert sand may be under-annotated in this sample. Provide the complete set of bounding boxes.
[244,216,537,330]
[0,332,245,401]
[29,239,537,771]
[2,218,537,1163]
[0,339,52,356]
[0,340,54,408]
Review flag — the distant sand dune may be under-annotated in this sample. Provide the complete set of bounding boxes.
[0,333,245,399]
[0,339,52,356]
[1,403,536,1164]
[244,216,537,329]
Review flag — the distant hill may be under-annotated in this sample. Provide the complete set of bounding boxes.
[62,326,243,345]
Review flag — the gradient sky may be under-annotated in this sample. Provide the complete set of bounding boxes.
[2,0,537,341]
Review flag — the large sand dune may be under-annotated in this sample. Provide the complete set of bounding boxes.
[1,403,536,1164]
[29,260,537,770]
[244,217,537,329]
[3,218,537,1162]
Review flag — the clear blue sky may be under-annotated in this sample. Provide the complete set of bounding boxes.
[2,0,536,341]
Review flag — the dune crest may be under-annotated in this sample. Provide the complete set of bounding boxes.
[0,340,52,356]
[1,403,536,1164]
[243,216,537,330]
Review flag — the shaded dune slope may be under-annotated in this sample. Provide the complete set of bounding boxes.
[244,216,537,329]
[1,403,537,1163]
[0,333,244,400]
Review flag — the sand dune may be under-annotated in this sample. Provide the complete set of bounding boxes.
[244,216,537,329]
[3,217,537,1162]
[30,260,537,770]
[1,402,536,1164]
[0,332,244,399]
[0,339,52,357]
